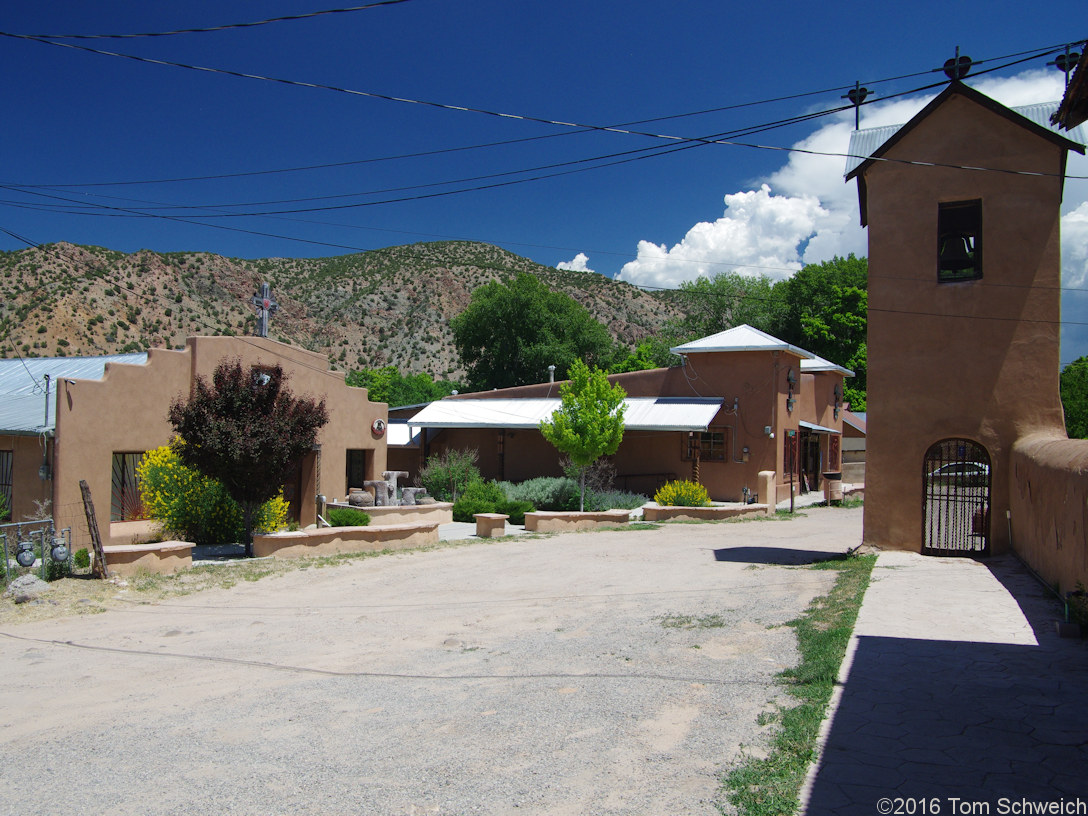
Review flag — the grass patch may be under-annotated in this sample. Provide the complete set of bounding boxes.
[721,551,876,816]
[657,612,729,629]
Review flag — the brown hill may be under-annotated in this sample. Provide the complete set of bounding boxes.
[0,240,683,379]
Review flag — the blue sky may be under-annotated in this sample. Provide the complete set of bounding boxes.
[1,2,1086,361]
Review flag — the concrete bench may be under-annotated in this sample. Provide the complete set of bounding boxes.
[474,513,508,538]
[102,541,193,576]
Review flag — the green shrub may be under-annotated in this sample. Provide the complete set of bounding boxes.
[452,478,507,522]
[326,507,371,527]
[73,548,91,569]
[654,480,712,507]
[420,449,480,502]
[496,499,534,525]
[584,490,649,511]
[504,476,580,511]
[137,444,288,546]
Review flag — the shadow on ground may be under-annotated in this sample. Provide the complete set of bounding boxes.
[713,546,844,565]
[804,556,1088,814]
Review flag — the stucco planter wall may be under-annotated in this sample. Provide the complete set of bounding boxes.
[102,541,193,576]
[641,503,770,522]
[252,522,439,559]
[326,502,453,525]
[523,509,630,532]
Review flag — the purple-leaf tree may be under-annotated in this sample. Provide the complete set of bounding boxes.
[168,360,329,556]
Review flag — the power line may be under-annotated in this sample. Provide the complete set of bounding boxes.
[17,1,420,40]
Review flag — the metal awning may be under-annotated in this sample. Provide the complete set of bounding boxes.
[799,420,839,434]
[404,397,724,434]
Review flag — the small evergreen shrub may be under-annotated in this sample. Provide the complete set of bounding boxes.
[496,499,534,525]
[326,507,371,527]
[73,548,91,569]
[452,479,507,522]
[654,480,712,507]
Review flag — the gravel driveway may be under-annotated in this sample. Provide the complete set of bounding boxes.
[0,508,860,815]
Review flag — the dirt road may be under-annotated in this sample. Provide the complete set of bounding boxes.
[0,508,861,815]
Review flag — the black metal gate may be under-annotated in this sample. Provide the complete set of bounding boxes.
[922,438,991,556]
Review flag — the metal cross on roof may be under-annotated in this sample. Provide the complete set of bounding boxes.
[251,282,279,338]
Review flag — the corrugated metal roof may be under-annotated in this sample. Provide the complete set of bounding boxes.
[844,101,1086,177]
[801,354,854,377]
[0,353,147,434]
[406,397,724,433]
[670,324,813,359]
[799,420,839,434]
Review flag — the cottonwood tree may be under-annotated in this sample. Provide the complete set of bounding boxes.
[451,273,616,391]
[168,360,329,556]
[540,360,626,511]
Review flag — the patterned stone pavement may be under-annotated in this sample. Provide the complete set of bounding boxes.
[801,551,1088,814]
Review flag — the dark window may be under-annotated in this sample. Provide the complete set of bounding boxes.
[0,450,12,520]
[111,452,147,521]
[683,429,727,462]
[938,199,982,282]
[346,449,368,491]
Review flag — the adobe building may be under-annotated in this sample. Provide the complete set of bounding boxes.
[394,325,854,504]
[0,336,387,552]
[847,82,1085,558]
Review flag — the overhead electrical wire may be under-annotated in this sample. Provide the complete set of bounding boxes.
[14,1,421,40]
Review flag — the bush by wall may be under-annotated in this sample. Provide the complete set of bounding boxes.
[654,480,712,507]
[326,507,371,527]
[420,449,481,502]
[137,444,289,546]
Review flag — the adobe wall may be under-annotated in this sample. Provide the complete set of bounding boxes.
[861,94,1067,552]
[0,435,54,522]
[53,336,385,550]
[1009,433,1088,594]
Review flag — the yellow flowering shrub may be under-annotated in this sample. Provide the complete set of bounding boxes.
[654,480,712,508]
[137,443,288,546]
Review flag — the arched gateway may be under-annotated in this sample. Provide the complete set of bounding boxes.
[922,438,991,556]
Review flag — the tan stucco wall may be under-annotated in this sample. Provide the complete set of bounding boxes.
[52,336,386,551]
[1,434,54,522]
[1008,433,1088,593]
[860,91,1067,553]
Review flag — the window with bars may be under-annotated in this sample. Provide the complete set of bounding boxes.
[111,452,148,522]
[682,429,727,462]
[0,450,12,520]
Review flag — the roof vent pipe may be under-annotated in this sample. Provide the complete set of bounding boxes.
[548,365,556,383]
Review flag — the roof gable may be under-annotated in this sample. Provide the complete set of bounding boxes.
[670,324,813,359]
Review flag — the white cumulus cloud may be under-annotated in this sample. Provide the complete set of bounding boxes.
[617,69,1088,296]
[556,252,596,274]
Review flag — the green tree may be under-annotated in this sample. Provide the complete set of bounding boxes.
[609,337,683,373]
[772,254,868,409]
[451,273,616,391]
[1061,356,1088,439]
[346,365,459,406]
[540,360,626,511]
[167,360,329,556]
[672,271,784,340]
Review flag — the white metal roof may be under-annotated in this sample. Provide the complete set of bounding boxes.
[844,101,1087,177]
[801,354,854,377]
[799,420,839,434]
[0,353,147,434]
[387,422,421,447]
[670,324,814,359]
[406,396,724,433]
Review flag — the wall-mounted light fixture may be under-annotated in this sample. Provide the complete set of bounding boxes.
[742,446,750,463]
[786,397,796,413]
